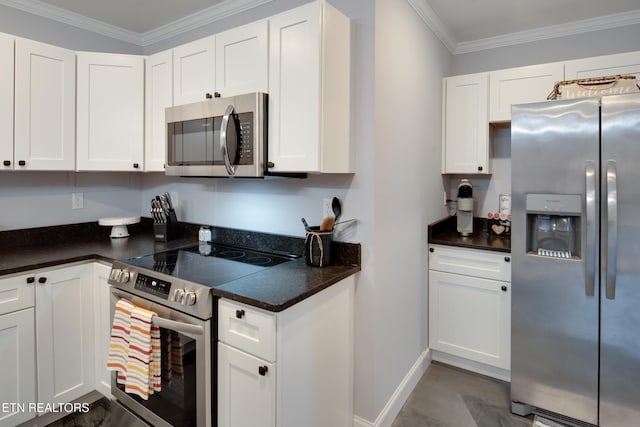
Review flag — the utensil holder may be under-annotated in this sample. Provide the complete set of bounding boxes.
[304,227,333,267]
[153,210,180,242]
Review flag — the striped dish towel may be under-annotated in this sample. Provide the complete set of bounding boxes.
[107,298,161,400]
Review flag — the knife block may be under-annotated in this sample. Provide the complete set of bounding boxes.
[153,210,180,242]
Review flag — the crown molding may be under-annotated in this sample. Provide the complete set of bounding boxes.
[140,0,273,46]
[0,0,273,47]
[454,8,640,54]
[406,0,456,53]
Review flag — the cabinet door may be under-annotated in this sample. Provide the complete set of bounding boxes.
[76,52,144,171]
[0,272,35,315]
[218,343,275,427]
[92,262,112,398]
[565,51,640,80]
[268,2,321,172]
[442,73,490,174]
[489,62,564,122]
[0,308,36,427]
[145,50,173,172]
[173,36,215,105]
[215,21,268,97]
[429,270,510,369]
[36,264,95,406]
[14,38,75,171]
[0,33,13,171]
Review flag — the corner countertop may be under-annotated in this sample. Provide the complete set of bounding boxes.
[428,216,511,253]
[0,221,361,312]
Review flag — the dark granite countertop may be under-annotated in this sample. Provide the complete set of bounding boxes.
[0,220,360,312]
[428,216,511,253]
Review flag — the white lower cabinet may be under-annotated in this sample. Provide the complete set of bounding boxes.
[92,261,112,398]
[218,343,276,427]
[0,272,36,427]
[35,263,95,407]
[428,245,511,379]
[218,275,354,427]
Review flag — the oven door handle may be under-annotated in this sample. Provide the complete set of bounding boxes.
[152,316,204,336]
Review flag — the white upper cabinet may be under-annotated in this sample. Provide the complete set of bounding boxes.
[268,1,352,173]
[145,50,173,172]
[565,51,640,80]
[14,38,75,171]
[76,52,144,171]
[173,36,215,105]
[442,73,490,174]
[215,21,269,97]
[489,62,564,122]
[0,33,13,171]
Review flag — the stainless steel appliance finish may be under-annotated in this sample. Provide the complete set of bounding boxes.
[165,92,267,177]
[511,93,640,426]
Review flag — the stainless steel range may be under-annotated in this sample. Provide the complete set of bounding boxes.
[107,243,294,427]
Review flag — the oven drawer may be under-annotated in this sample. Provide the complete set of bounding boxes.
[219,299,276,362]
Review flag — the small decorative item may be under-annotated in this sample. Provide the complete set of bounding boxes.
[488,212,511,237]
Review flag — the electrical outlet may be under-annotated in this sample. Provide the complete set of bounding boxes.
[322,198,333,219]
[170,191,178,208]
[72,192,83,209]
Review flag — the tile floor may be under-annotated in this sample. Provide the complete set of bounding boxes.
[392,361,534,427]
[48,361,534,427]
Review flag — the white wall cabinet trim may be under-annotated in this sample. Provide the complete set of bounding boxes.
[215,20,269,97]
[145,50,173,172]
[14,38,75,171]
[489,62,564,122]
[565,51,640,80]
[76,52,144,171]
[0,33,13,171]
[442,73,490,174]
[268,1,352,173]
[173,36,215,105]
[92,261,113,398]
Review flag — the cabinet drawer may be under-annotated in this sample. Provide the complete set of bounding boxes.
[429,245,511,282]
[218,299,276,362]
[0,273,36,315]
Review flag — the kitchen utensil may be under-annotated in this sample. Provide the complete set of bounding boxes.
[301,217,311,231]
[320,216,335,231]
[332,197,342,223]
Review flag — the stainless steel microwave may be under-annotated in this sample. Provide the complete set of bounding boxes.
[165,92,267,177]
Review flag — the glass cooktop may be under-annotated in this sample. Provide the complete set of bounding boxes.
[123,243,295,288]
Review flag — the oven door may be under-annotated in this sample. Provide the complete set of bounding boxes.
[110,288,212,427]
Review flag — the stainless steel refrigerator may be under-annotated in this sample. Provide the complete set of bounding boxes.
[510,93,640,427]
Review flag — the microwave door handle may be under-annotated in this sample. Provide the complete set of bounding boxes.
[605,160,618,300]
[220,104,237,176]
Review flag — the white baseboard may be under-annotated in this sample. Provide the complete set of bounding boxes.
[431,350,511,382]
[353,349,432,427]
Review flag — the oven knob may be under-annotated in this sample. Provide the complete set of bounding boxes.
[184,291,197,306]
[173,288,185,303]
[109,269,131,283]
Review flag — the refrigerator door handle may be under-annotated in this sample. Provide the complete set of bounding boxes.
[605,160,618,300]
[585,161,596,297]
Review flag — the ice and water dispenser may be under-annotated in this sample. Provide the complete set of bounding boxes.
[526,194,581,259]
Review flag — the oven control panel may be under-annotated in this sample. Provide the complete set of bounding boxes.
[134,274,172,299]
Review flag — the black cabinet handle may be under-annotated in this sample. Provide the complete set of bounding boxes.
[477,166,483,171]
[133,163,139,169]
[26,277,35,284]
[214,92,221,98]
[18,160,26,166]
[504,256,511,262]
[3,160,10,166]
[38,277,47,284]
[206,93,213,99]
[501,285,508,292]
[267,161,275,169]
[258,365,268,376]
[429,247,434,253]
[235,309,245,319]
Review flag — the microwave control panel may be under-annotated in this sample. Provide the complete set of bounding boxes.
[237,112,254,165]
